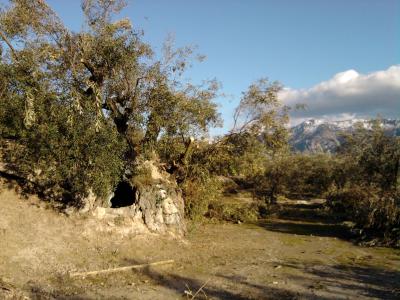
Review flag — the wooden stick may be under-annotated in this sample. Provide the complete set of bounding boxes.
[69,259,174,278]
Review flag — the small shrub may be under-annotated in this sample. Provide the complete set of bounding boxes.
[327,185,400,246]
[206,201,260,223]
[182,176,222,222]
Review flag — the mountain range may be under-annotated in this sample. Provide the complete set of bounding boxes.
[289,118,400,153]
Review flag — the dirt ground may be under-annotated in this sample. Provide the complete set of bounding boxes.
[0,182,399,300]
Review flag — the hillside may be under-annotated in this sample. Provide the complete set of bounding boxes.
[289,119,400,153]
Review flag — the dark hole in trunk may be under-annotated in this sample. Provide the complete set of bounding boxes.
[110,181,136,208]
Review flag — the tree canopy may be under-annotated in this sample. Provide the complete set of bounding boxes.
[0,0,222,202]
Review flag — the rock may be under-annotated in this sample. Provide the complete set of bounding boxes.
[142,160,165,181]
[74,159,185,236]
[162,197,179,215]
[79,189,97,213]
[64,206,76,216]
[134,160,185,235]
[92,207,106,219]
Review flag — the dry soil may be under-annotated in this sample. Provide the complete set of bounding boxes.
[0,181,399,300]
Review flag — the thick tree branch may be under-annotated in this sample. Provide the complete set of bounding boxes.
[0,30,17,59]
[129,76,143,113]
[80,58,95,77]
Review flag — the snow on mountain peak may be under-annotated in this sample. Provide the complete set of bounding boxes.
[290,118,400,153]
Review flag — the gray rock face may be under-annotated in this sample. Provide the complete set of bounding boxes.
[137,183,184,235]
[82,159,185,236]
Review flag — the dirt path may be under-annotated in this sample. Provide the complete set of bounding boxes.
[1,186,399,299]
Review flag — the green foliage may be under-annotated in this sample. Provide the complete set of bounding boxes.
[206,201,260,223]
[251,153,336,203]
[283,153,336,198]
[337,121,400,190]
[0,0,220,206]
[198,79,291,179]
[1,1,294,217]
[327,186,400,246]
[326,122,400,245]
[172,78,293,221]
[231,79,290,155]
[208,133,268,177]
[2,97,126,204]
[182,176,222,221]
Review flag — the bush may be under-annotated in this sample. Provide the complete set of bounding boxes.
[1,102,127,205]
[205,201,260,223]
[326,122,400,246]
[182,176,222,221]
[251,153,336,203]
[327,185,400,246]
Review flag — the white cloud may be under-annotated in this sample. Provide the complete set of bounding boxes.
[280,65,400,125]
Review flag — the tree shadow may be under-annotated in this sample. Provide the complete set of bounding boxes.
[26,258,400,300]
[280,260,400,299]
[257,199,353,240]
[120,258,302,300]
[276,207,338,224]
[257,219,353,240]
[280,203,325,210]
[0,170,34,198]
[0,169,76,211]
[273,199,341,223]
[216,274,343,300]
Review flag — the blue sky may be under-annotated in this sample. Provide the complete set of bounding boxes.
[3,0,399,131]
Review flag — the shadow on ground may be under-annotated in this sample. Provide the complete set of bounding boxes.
[258,219,352,239]
[258,199,353,240]
[281,260,400,299]
[120,258,316,300]
[28,257,399,300]
[276,206,338,224]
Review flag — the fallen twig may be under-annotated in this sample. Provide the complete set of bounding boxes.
[191,278,211,300]
[69,259,174,278]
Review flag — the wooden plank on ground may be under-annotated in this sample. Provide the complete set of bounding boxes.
[69,259,175,278]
